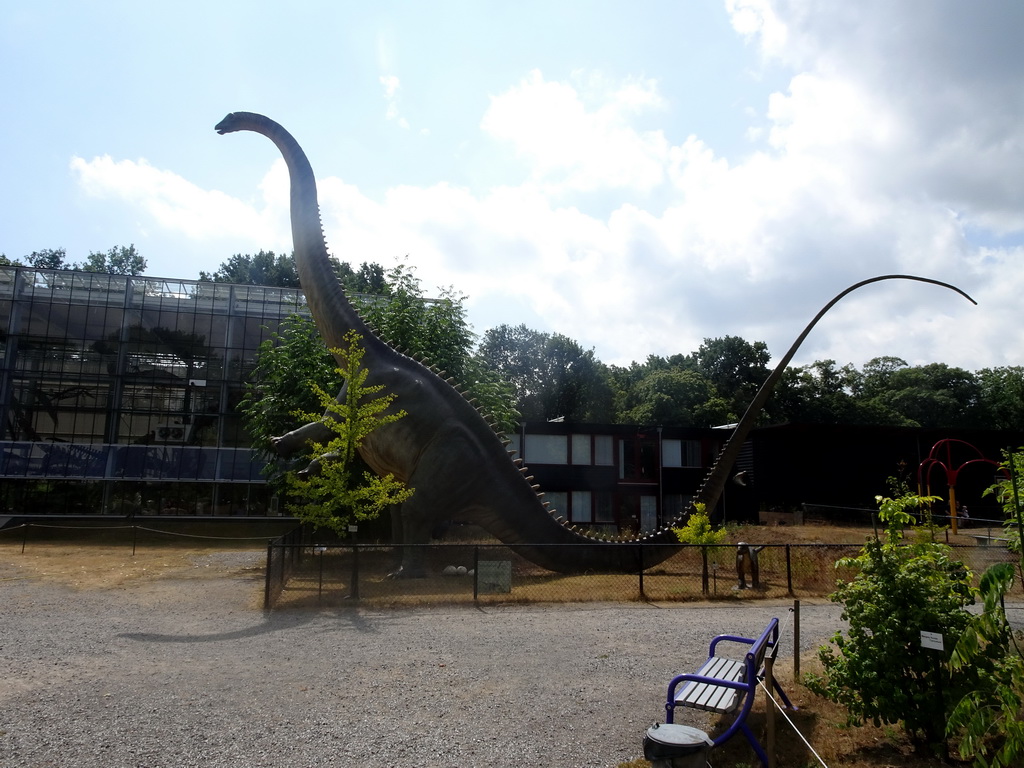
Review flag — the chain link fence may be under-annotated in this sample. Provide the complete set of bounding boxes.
[264,536,1022,609]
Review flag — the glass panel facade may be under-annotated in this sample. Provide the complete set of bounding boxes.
[0,266,310,514]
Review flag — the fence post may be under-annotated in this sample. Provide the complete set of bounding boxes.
[638,544,645,600]
[473,545,479,602]
[785,545,793,595]
[263,540,273,610]
[350,544,360,600]
[318,546,324,599]
[22,523,29,554]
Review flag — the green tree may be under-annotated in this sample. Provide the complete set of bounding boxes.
[619,368,729,427]
[976,367,1024,430]
[947,449,1024,768]
[285,331,413,535]
[477,323,614,422]
[806,492,980,757]
[199,250,300,287]
[24,248,69,270]
[673,504,728,594]
[695,336,770,421]
[358,262,472,380]
[79,244,147,275]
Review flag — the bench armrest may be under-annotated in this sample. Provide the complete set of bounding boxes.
[708,633,756,657]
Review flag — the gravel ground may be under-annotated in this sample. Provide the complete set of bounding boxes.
[1,551,846,768]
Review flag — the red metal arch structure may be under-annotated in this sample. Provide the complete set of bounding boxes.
[917,439,1005,534]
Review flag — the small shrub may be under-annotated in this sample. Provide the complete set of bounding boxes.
[805,492,979,757]
[673,503,728,594]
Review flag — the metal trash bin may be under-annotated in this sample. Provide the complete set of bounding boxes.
[643,723,714,768]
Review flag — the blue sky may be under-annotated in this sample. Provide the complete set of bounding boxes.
[3,1,1024,371]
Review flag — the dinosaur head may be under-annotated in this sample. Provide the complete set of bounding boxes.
[215,112,255,135]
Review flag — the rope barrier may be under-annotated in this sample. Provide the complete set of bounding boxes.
[0,522,275,542]
[134,525,274,542]
[757,677,830,768]
[17,523,135,531]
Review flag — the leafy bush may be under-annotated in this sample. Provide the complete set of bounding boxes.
[946,448,1024,768]
[806,492,979,756]
[673,504,728,594]
[286,331,413,535]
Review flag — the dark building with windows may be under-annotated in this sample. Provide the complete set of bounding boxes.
[511,421,724,533]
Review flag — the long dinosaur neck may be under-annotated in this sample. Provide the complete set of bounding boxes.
[226,113,367,353]
[691,275,976,518]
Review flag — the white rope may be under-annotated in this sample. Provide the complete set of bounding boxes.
[757,677,830,768]
[7,522,273,542]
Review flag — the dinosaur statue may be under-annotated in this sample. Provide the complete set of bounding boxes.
[215,111,976,576]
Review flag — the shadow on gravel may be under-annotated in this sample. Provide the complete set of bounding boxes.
[117,606,381,643]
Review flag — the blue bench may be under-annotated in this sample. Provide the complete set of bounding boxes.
[664,617,795,767]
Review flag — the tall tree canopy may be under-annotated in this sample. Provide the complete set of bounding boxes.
[476,323,614,422]
[11,245,147,275]
[198,250,388,294]
[695,336,771,421]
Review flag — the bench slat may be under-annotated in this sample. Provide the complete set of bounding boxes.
[674,656,746,713]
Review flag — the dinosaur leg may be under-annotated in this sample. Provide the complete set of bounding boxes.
[387,503,405,572]
[387,500,433,578]
[387,443,472,578]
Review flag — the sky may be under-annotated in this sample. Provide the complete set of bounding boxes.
[3,0,1024,372]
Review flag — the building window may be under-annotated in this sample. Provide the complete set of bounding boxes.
[594,492,614,523]
[620,437,658,481]
[662,439,701,468]
[571,434,591,465]
[640,495,658,532]
[545,491,568,517]
[525,434,567,464]
[594,435,613,465]
[571,490,591,522]
[663,494,687,521]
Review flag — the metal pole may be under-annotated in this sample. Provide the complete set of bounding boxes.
[785,545,793,595]
[473,545,479,601]
[793,600,801,682]
[263,540,273,610]
[765,653,776,768]
[949,484,959,535]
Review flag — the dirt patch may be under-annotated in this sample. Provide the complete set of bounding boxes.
[0,536,267,614]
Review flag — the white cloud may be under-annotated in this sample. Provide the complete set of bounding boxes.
[70,155,283,248]
[379,74,410,130]
[480,70,670,194]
